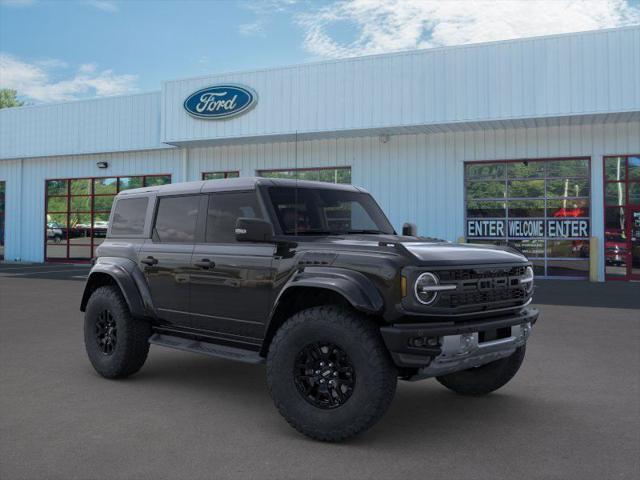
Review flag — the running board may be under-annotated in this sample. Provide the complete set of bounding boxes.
[149,333,264,364]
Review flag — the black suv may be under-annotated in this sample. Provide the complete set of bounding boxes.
[81,177,538,441]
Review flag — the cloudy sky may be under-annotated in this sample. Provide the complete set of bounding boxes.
[1,0,639,104]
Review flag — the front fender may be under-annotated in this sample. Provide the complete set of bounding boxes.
[80,257,154,319]
[275,266,384,315]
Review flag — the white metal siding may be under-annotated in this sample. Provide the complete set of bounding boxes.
[0,92,168,160]
[0,149,183,262]
[163,27,640,144]
[2,120,639,275]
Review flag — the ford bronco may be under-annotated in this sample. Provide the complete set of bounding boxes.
[81,177,538,441]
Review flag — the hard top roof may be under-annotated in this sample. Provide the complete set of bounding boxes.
[117,177,364,197]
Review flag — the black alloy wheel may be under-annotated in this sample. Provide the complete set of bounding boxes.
[294,342,356,409]
[95,310,117,355]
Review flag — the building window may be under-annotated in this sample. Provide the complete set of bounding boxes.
[258,167,351,184]
[464,158,591,278]
[202,171,240,180]
[45,174,171,261]
[603,155,640,280]
[0,181,5,260]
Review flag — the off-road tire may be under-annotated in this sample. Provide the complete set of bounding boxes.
[436,346,526,395]
[266,305,397,442]
[84,285,151,379]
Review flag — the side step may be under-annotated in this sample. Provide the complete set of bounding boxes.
[149,333,264,364]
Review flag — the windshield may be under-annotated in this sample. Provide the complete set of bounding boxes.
[268,186,395,236]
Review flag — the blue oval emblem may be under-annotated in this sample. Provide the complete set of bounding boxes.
[183,84,257,119]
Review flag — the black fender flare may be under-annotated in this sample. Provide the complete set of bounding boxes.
[260,267,385,355]
[277,267,384,314]
[80,257,154,320]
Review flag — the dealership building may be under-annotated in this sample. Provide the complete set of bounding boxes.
[1,26,639,281]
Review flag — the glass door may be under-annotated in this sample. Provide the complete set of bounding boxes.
[631,207,640,280]
[604,155,640,281]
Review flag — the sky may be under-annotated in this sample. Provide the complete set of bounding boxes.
[1,0,639,104]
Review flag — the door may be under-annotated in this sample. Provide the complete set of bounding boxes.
[138,194,201,324]
[630,207,640,280]
[189,191,276,344]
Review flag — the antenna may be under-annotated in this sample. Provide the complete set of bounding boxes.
[294,130,298,237]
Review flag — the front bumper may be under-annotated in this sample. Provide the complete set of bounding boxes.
[380,307,539,379]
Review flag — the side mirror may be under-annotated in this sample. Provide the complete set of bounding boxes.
[235,218,274,243]
[402,222,417,236]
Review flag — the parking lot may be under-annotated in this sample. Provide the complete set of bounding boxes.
[1,263,639,480]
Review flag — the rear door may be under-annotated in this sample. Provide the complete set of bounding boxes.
[189,191,276,344]
[138,194,201,325]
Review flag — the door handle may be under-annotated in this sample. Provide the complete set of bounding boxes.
[194,258,215,269]
[141,256,158,266]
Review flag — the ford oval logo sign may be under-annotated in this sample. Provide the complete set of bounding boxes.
[183,84,257,119]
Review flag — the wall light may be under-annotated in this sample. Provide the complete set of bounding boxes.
[96,161,109,169]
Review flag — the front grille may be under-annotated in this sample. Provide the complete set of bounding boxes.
[448,287,527,308]
[431,265,530,311]
[438,265,526,282]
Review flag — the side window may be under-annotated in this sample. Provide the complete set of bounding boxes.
[154,195,200,243]
[206,192,262,243]
[110,197,148,236]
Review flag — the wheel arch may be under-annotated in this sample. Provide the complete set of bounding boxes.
[260,267,385,356]
[80,259,151,319]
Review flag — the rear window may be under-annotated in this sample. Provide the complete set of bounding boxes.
[110,197,148,236]
[153,195,200,243]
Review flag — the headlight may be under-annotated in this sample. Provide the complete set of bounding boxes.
[414,272,455,305]
[521,266,534,294]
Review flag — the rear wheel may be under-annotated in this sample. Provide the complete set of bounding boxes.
[436,346,526,395]
[267,305,397,442]
[84,286,151,379]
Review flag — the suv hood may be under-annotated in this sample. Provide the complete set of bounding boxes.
[298,234,527,266]
[400,241,527,266]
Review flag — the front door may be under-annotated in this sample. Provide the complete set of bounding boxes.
[630,207,640,280]
[188,191,275,345]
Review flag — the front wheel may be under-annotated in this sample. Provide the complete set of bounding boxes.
[266,305,397,442]
[436,346,526,396]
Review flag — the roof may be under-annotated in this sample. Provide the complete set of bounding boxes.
[117,177,362,197]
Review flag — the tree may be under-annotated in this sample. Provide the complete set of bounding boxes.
[0,89,24,109]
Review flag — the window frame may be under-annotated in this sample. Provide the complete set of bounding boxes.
[602,154,640,281]
[201,171,240,180]
[257,166,352,184]
[44,174,171,261]
[463,157,592,278]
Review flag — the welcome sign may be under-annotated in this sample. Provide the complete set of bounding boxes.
[184,84,257,119]
[467,219,590,239]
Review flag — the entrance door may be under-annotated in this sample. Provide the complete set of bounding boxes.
[604,155,640,281]
[630,207,640,280]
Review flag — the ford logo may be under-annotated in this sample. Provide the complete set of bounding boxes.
[183,84,257,119]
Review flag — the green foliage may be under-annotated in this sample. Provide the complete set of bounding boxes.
[0,89,24,109]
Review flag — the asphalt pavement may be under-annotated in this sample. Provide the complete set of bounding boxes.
[0,264,638,480]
